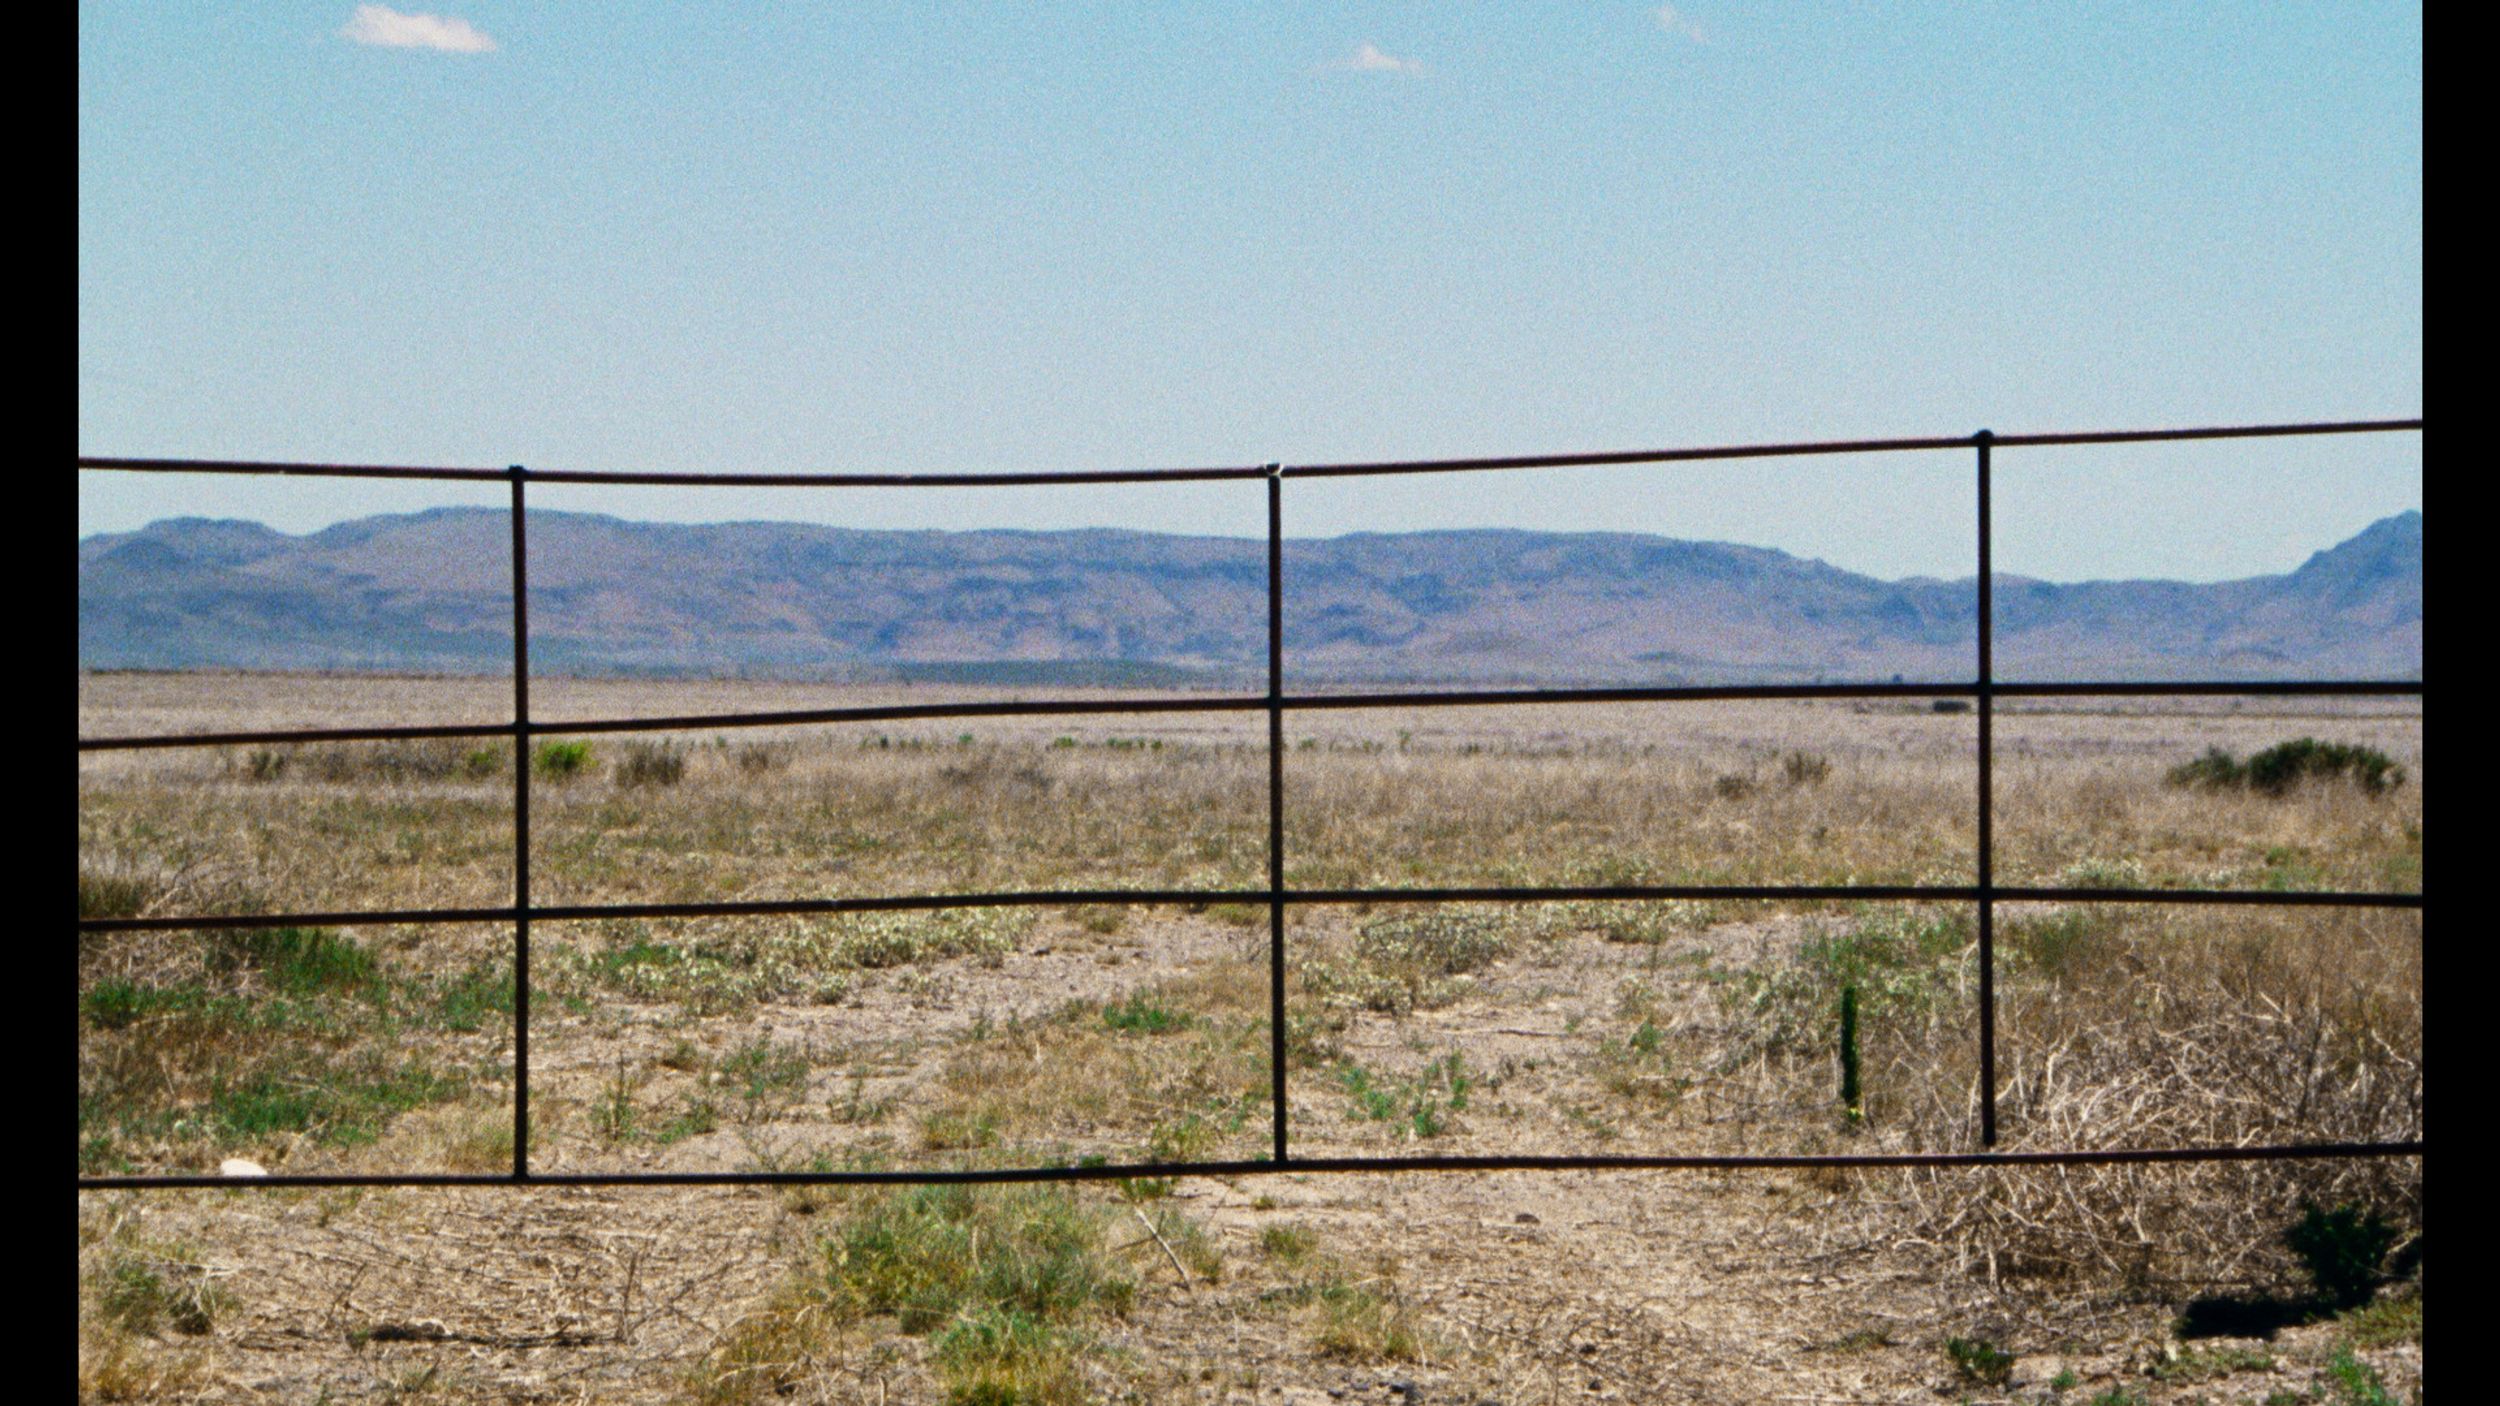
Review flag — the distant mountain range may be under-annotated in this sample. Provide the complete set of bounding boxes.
[76,508,2421,685]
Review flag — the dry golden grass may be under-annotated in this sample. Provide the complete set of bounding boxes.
[75,676,2424,1402]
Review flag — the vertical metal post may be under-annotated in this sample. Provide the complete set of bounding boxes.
[509,466,533,1180]
[1266,466,1289,1164]
[1973,432,1998,1148]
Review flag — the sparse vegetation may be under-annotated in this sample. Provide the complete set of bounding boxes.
[616,739,689,787]
[76,677,2423,1401]
[2168,738,2405,796]
[533,738,594,780]
[1945,1335,2014,1385]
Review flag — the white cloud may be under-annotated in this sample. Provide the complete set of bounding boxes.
[1337,42,1422,74]
[1656,5,1706,43]
[340,4,497,53]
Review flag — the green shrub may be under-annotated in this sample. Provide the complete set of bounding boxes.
[2245,739,2403,795]
[533,740,594,780]
[2168,739,2404,796]
[1945,1336,2014,1385]
[2284,1202,2400,1309]
[2167,746,2247,789]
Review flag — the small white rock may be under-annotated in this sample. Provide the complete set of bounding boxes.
[218,1158,268,1178]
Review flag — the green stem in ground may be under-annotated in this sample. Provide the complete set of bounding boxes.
[1839,983,1862,1126]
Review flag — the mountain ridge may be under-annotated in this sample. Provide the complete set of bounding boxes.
[78,509,2422,684]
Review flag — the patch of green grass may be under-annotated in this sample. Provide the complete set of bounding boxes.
[81,980,205,1031]
[77,928,506,1167]
[208,1060,465,1147]
[1595,1019,1689,1106]
[1944,1335,2014,1386]
[543,909,1029,1015]
[213,926,383,1000]
[655,1100,721,1145]
[922,1109,1002,1151]
[1101,992,1191,1035]
[593,1058,642,1144]
[1259,1224,1319,1265]
[2320,1346,2399,1406]
[821,1183,1137,1335]
[929,1308,1089,1406]
[2149,1343,2273,1382]
[93,1245,231,1337]
[719,1038,812,1108]
[78,866,161,920]
[1309,1280,1432,1363]
[2338,1290,2421,1349]
[532,739,594,780]
[428,961,514,1033]
[1731,908,1969,1061]
[1337,1053,1475,1140]
[1816,1327,1892,1352]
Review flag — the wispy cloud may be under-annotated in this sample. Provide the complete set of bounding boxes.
[339,4,497,53]
[1656,5,1706,43]
[1333,42,1423,74]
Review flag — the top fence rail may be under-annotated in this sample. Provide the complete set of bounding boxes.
[77,417,2423,488]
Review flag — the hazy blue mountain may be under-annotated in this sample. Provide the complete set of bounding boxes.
[77,508,2422,685]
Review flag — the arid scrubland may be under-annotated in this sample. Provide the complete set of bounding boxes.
[79,674,2421,1403]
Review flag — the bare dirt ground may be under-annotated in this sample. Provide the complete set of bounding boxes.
[79,675,2423,1404]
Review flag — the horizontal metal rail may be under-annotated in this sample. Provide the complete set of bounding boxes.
[77,679,2426,752]
[75,417,2426,1191]
[78,417,2420,486]
[77,1140,2426,1192]
[74,883,2427,935]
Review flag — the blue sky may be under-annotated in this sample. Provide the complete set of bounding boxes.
[79,5,2420,582]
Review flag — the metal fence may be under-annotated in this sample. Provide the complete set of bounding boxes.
[77,418,2426,1190]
